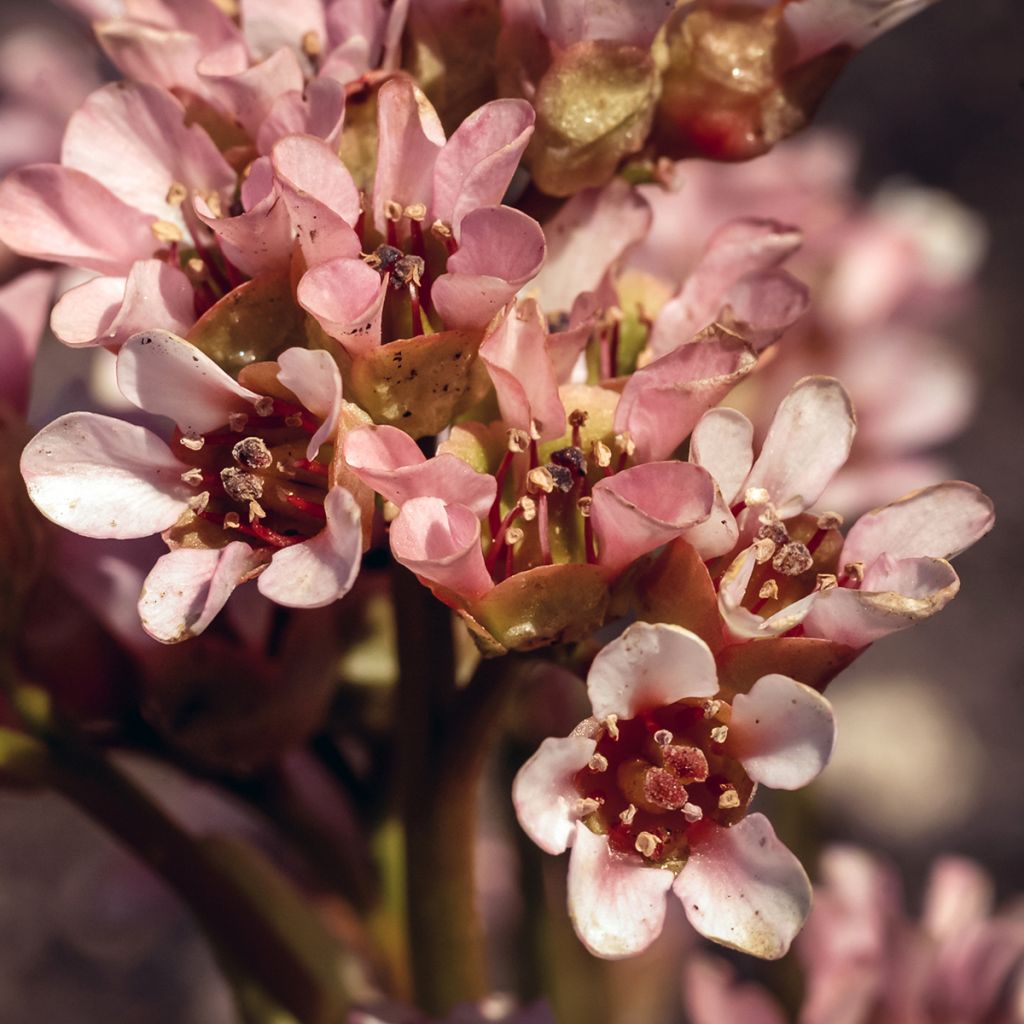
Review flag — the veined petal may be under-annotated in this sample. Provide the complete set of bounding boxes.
[257,487,362,607]
[674,814,812,959]
[257,77,346,154]
[344,425,496,518]
[801,555,960,648]
[372,77,445,233]
[51,260,194,350]
[590,461,714,575]
[0,164,156,275]
[139,541,264,643]
[479,300,565,440]
[117,330,262,434]
[613,328,757,463]
[389,496,494,601]
[567,821,673,959]
[729,674,836,789]
[587,621,718,721]
[448,205,547,286]
[61,81,235,230]
[512,735,597,855]
[430,272,519,332]
[689,407,755,506]
[296,257,387,357]
[0,270,54,415]
[432,98,534,231]
[275,347,343,460]
[745,376,856,519]
[840,481,995,566]
[21,412,188,539]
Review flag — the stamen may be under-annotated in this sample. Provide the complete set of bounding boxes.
[604,714,620,740]
[842,560,866,585]
[254,396,274,417]
[220,467,264,503]
[817,510,844,531]
[816,573,838,592]
[758,579,779,601]
[710,725,729,745]
[507,428,530,454]
[151,219,183,243]
[718,786,741,810]
[590,440,612,470]
[619,804,637,825]
[285,413,304,428]
[568,409,588,450]
[165,182,188,206]
[404,203,426,222]
[635,832,660,858]
[188,491,210,513]
[248,500,266,522]
[772,541,814,576]
[753,537,776,564]
[682,803,703,823]
[180,468,204,487]
[703,700,721,719]
[526,466,555,494]
[301,29,322,57]
[653,729,673,747]
[228,412,249,433]
[588,753,609,773]
[180,434,205,451]
[223,511,241,529]
[744,486,771,507]
[576,797,602,816]
[232,436,273,470]
[384,200,403,222]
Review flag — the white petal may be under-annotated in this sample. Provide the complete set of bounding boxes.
[275,347,343,460]
[689,407,754,506]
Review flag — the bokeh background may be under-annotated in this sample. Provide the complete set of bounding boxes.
[0,1,1021,1020]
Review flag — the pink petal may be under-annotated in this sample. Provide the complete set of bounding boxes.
[199,47,305,138]
[448,206,547,286]
[922,857,994,942]
[432,98,534,231]
[684,958,787,1024]
[241,0,327,64]
[344,425,497,518]
[388,496,493,601]
[840,481,995,566]
[744,376,856,519]
[801,555,960,648]
[372,77,445,234]
[116,329,262,435]
[296,258,387,356]
[256,76,346,154]
[429,272,519,332]
[139,541,264,643]
[683,488,741,560]
[586,621,718,721]
[539,0,672,47]
[566,821,673,959]
[0,270,54,415]
[590,461,715,575]
[512,735,597,855]
[61,82,235,230]
[530,178,651,313]
[689,407,754,506]
[613,330,757,463]
[51,260,194,350]
[721,268,810,351]
[275,348,343,460]
[648,219,803,359]
[479,301,565,440]
[257,486,363,607]
[728,674,836,790]
[782,0,938,65]
[0,164,156,274]
[674,814,812,959]
[20,412,188,539]
[272,134,362,265]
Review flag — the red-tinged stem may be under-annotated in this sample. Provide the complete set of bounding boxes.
[536,491,552,565]
[409,283,424,336]
[285,493,328,520]
[387,219,399,248]
[485,504,524,573]
[293,458,329,476]
[608,319,621,379]
[488,448,515,538]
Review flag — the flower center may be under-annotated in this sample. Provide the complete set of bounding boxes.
[573,699,754,868]
[172,398,330,549]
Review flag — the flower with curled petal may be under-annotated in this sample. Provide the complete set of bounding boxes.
[20,331,366,642]
[513,621,835,959]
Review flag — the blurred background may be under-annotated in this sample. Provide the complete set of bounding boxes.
[0,1,1021,1021]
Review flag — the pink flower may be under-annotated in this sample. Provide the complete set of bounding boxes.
[513,621,835,959]
[20,331,363,642]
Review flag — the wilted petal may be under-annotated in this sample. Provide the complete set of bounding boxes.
[373,77,445,233]
[674,814,812,959]
[745,376,856,519]
[389,496,493,601]
[257,77,346,154]
[117,329,262,434]
[0,164,156,274]
[840,481,995,566]
[689,407,754,506]
[614,328,757,463]
[801,555,960,648]
[275,347,343,460]
[296,258,387,356]
[257,486,362,607]
[432,99,534,231]
[587,621,718,721]
[729,674,836,789]
[21,412,187,538]
[51,260,194,350]
[530,178,651,313]
[512,735,597,855]
[61,82,235,230]
[0,270,54,415]
[139,541,264,643]
[479,300,565,440]
[590,461,714,574]
[344,425,496,517]
[567,821,673,959]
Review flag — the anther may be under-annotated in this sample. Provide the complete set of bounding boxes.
[221,467,264,503]
[506,428,530,453]
[588,753,609,773]
[188,491,210,513]
[248,500,266,522]
[285,413,303,428]
[718,787,741,810]
[844,560,866,584]
[232,436,273,470]
[576,797,602,816]
[613,432,636,458]
[223,511,241,529]
[151,219,183,243]
[384,200,403,222]
[301,29,322,56]
[404,203,427,222]
[228,412,249,432]
[753,537,776,564]
[745,486,771,507]
[682,803,703,823]
[180,468,204,486]
[591,440,612,468]
[392,254,424,287]
[604,714,620,740]
[817,510,844,531]
[635,832,659,858]
[200,191,223,217]
[773,541,814,576]
[576,496,593,518]
[504,526,524,547]
[526,466,555,494]
[653,729,673,747]
[756,521,789,546]
[547,464,574,493]
[430,219,453,240]
[816,573,839,592]
[568,409,589,429]
[710,725,729,745]
[550,446,586,477]
[165,182,187,206]
[254,396,274,417]
[758,579,780,601]
[619,804,637,825]
[180,434,205,451]
[518,496,537,522]
[703,700,721,719]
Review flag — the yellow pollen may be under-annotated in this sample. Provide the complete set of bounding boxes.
[718,787,740,810]
[527,466,555,494]
[758,579,779,601]
[635,831,659,858]
[301,29,322,56]
[404,203,427,222]
[151,219,183,243]
[165,182,187,206]
[604,714,620,740]
[710,725,729,744]
[180,435,205,451]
